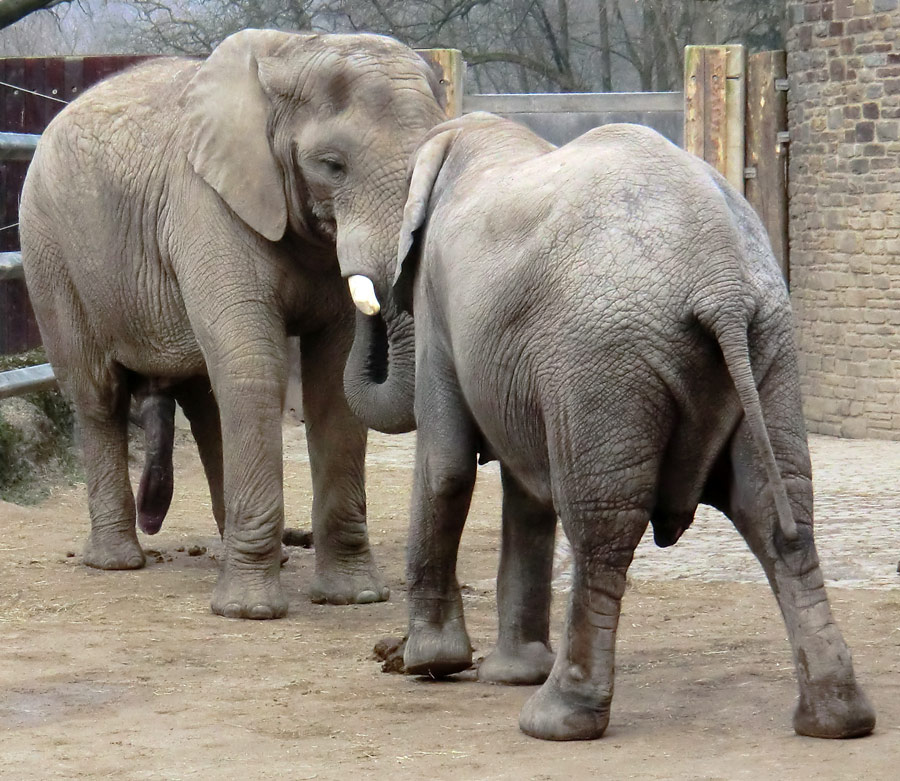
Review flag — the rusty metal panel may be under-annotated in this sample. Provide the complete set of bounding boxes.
[0,55,159,354]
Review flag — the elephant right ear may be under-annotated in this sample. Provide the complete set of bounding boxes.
[182,29,290,242]
[393,129,459,314]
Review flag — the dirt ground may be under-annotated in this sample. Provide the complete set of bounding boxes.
[1,425,898,780]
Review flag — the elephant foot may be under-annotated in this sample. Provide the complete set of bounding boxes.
[478,641,555,685]
[404,617,473,677]
[82,531,145,570]
[793,680,876,739]
[309,555,389,605]
[211,566,287,620]
[519,677,611,741]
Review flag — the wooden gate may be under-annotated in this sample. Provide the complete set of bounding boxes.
[684,46,790,281]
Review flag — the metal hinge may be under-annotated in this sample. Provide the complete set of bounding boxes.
[775,78,789,91]
[744,166,757,179]
[776,130,790,156]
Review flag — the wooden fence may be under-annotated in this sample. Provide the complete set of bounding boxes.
[0,56,153,355]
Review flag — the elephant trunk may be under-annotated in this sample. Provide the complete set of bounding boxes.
[343,294,416,435]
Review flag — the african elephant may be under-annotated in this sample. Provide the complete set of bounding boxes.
[348,112,876,741]
[18,29,445,619]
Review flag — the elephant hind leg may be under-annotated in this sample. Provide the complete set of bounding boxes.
[725,413,875,738]
[74,366,145,570]
[28,254,144,570]
[519,487,652,741]
[172,377,225,537]
[520,423,658,741]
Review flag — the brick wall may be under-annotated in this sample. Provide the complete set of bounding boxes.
[787,1,900,438]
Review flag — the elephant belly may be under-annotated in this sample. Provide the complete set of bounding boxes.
[462,366,555,507]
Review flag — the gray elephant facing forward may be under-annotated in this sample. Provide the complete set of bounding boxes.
[19,30,445,619]
[360,113,875,740]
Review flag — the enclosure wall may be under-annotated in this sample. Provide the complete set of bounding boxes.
[787,1,900,438]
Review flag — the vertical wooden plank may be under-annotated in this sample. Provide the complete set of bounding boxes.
[685,46,719,171]
[41,56,66,129]
[416,49,465,118]
[2,58,24,255]
[0,57,10,352]
[745,50,789,282]
[724,46,746,193]
[64,56,84,104]
[0,58,25,352]
[684,45,745,193]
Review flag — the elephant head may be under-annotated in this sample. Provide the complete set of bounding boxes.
[181,29,447,432]
[343,114,527,434]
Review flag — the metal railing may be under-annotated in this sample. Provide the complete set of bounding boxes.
[0,130,56,398]
[0,131,39,161]
[0,362,56,399]
[0,250,23,281]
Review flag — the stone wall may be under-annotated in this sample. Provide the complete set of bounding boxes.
[787,0,900,438]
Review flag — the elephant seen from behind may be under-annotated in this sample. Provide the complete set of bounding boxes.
[19,29,445,619]
[346,113,876,741]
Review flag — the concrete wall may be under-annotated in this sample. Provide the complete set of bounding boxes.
[787,0,900,438]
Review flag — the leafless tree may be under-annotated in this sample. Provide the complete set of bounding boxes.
[329,0,784,92]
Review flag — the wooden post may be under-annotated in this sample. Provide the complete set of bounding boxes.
[745,50,789,283]
[684,45,746,192]
[416,49,466,118]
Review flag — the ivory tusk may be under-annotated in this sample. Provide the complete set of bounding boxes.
[348,274,381,316]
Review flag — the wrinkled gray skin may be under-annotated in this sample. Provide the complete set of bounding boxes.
[373,113,876,741]
[18,29,444,619]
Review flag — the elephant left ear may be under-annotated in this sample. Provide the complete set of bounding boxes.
[181,29,291,242]
[393,128,459,314]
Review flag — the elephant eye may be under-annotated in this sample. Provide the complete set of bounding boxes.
[318,155,346,178]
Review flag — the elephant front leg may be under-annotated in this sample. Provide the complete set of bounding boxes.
[478,465,556,685]
[300,326,388,605]
[207,341,289,620]
[404,362,478,677]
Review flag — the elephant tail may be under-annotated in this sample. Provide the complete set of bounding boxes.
[135,391,176,536]
[705,313,799,543]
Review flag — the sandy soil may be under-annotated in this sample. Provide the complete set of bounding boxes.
[0,426,898,780]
